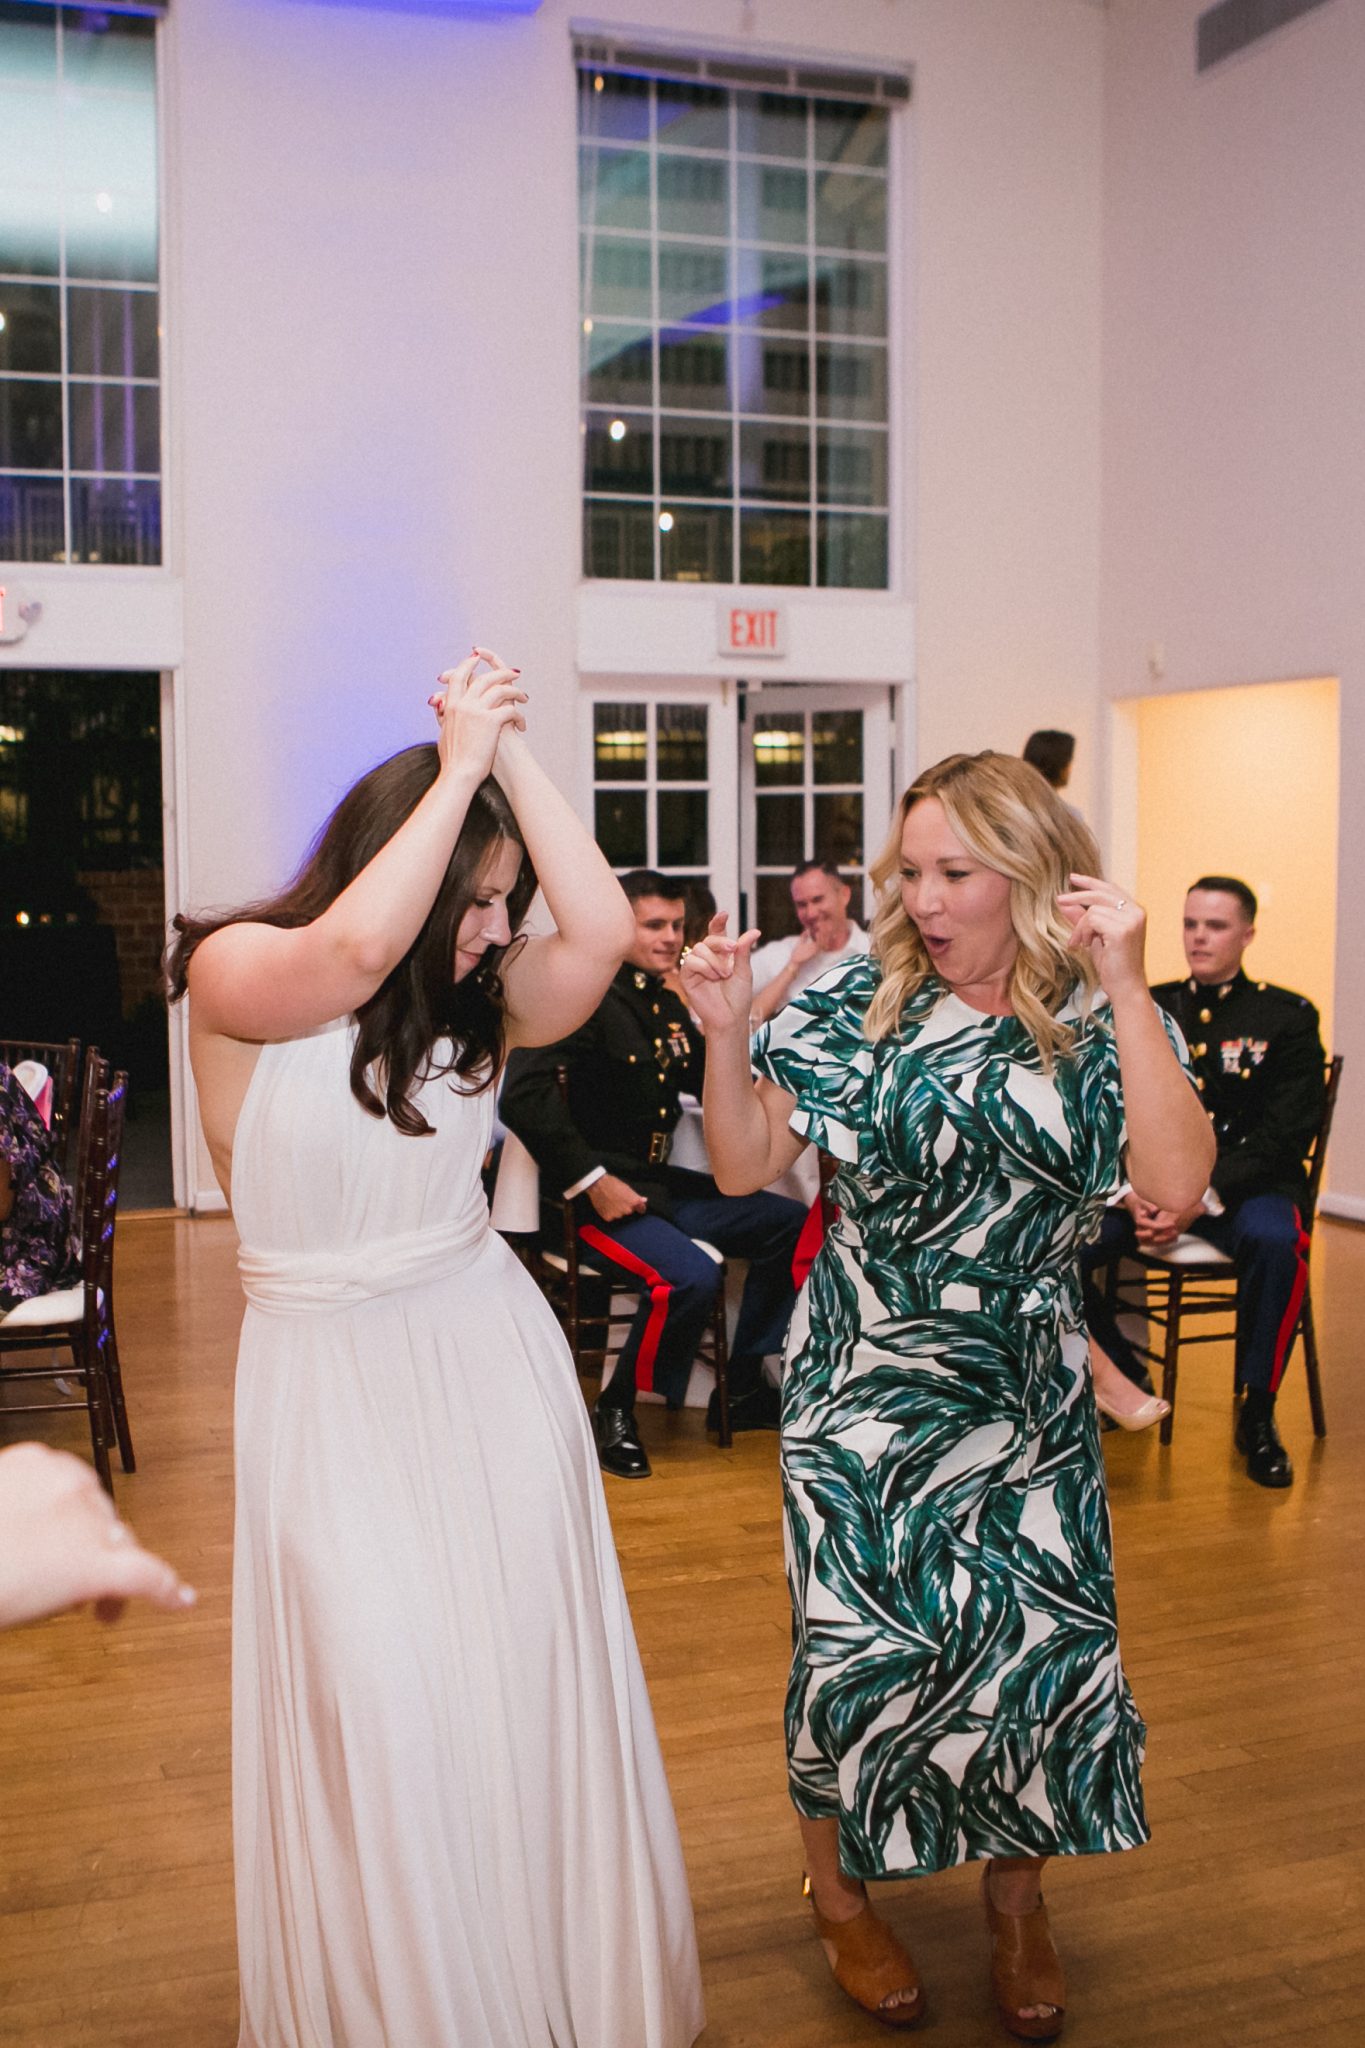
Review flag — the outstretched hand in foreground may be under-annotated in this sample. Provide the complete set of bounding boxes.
[0,1442,196,1631]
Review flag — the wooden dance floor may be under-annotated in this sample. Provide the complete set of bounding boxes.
[1,1215,1362,2046]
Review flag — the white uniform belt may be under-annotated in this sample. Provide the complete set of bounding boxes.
[239,1218,489,1314]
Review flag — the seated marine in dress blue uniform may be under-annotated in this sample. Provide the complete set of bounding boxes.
[1081,875,1326,1489]
[500,870,806,1480]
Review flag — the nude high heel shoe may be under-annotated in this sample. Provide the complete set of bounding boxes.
[1094,1386,1171,1432]
[803,1873,926,2029]
[982,1863,1066,2041]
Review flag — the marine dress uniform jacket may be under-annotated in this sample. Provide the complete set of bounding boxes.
[1150,971,1326,1204]
[499,964,703,1221]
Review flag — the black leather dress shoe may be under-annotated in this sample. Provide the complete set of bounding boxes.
[592,1404,651,1480]
[707,1382,781,1433]
[1235,1404,1294,1489]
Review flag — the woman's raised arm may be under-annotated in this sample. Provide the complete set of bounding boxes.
[188,655,526,1043]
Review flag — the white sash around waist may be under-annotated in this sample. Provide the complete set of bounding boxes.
[239,1217,489,1315]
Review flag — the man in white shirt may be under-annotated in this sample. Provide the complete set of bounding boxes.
[748,860,870,1026]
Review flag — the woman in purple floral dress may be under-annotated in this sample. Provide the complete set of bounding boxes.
[0,1060,78,1312]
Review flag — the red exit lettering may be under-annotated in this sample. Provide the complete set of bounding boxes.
[729,608,777,650]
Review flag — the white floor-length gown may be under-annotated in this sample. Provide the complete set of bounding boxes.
[229,1021,704,2047]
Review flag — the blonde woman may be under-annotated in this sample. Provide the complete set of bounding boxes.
[683,753,1212,2040]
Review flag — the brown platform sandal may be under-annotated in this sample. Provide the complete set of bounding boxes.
[981,1864,1066,2041]
[804,1874,926,2030]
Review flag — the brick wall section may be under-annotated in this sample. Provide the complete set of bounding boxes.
[76,869,167,1017]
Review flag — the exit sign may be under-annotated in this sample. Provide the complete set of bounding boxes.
[718,602,785,659]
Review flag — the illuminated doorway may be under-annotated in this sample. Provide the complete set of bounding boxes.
[1111,676,1339,1037]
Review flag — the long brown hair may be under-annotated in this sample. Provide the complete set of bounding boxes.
[166,745,537,1133]
[865,751,1104,1068]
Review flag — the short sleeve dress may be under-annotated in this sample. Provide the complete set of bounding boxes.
[750,954,1187,1881]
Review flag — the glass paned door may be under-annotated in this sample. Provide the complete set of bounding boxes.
[739,684,893,938]
[588,688,738,903]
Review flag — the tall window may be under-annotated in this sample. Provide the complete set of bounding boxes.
[578,48,899,589]
[0,5,161,566]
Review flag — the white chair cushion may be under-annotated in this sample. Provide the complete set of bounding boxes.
[0,1284,87,1328]
[1146,1234,1234,1267]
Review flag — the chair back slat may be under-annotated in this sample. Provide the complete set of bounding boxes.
[1303,1055,1344,1230]
[72,1048,109,1226]
[97,1073,129,1299]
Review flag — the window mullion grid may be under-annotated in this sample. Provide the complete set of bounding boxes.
[649,81,662,579]
[55,12,73,562]
[803,713,814,864]
[806,100,819,590]
[646,700,658,869]
[727,91,740,586]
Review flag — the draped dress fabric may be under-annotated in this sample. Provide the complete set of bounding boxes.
[229,1021,704,2048]
[751,957,1190,1882]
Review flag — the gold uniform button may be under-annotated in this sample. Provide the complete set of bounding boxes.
[654,1036,663,1048]
[1195,1077,1205,1092]
[1194,1043,1207,1057]
[658,1107,668,1118]
[1199,1008,1212,1024]
[1242,1068,1251,1080]
[1257,981,1267,991]
[627,1054,637,1064]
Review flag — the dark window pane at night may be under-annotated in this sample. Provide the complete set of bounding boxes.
[658,329,729,411]
[812,711,863,786]
[814,171,887,255]
[755,794,804,866]
[584,410,652,495]
[655,704,708,781]
[0,282,60,374]
[753,713,805,788]
[658,243,731,325]
[735,333,809,417]
[737,161,807,247]
[657,789,708,866]
[584,325,654,406]
[740,506,811,585]
[595,789,648,868]
[656,80,728,152]
[66,286,159,380]
[735,248,809,331]
[578,71,651,145]
[0,378,63,467]
[757,872,801,940]
[578,145,651,233]
[735,92,808,160]
[69,477,161,564]
[739,421,811,501]
[69,382,160,475]
[0,472,65,562]
[817,511,888,588]
[814,258,887,337]
[584,498,655,578]
[659,502,731,582]
[582,235,651,321]
[659,416,730,498]
[814,790,864,867]
[816,342,887,423]
[594,702,647,781]
[817,426,887,506]
[814,100,889,170]
[657,155,728,238]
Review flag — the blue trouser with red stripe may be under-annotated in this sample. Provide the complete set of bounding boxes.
[1081,1193,1310,1397]
[576,1172,806,1410]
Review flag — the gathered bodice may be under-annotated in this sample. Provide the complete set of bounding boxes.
[231,1022,494,1301]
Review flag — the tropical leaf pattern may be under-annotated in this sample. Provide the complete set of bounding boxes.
[751,956,1186,1879]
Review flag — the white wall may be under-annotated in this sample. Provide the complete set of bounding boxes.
[1099,0,1365,1208]
[135,0,1105,1203]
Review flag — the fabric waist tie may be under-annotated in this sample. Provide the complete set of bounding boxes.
[239,1217,490,1315]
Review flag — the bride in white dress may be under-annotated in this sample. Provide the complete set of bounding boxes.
[170,650,704,2048]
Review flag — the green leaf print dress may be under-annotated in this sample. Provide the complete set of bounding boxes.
[751,954,1184,1881]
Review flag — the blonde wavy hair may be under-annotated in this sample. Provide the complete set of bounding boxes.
[865,751,1105,1067]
